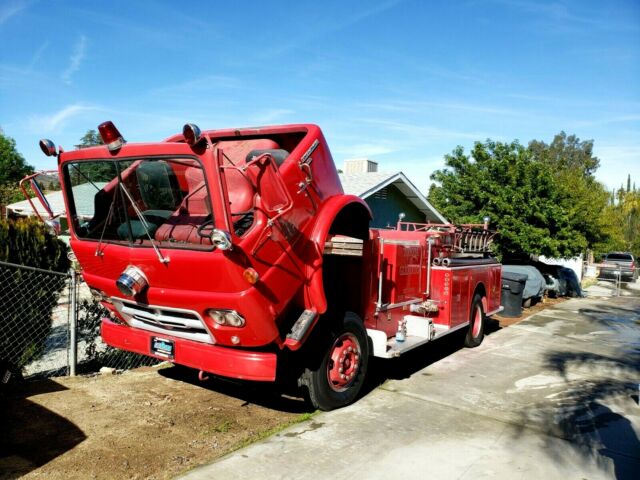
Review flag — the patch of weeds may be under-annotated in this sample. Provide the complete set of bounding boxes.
[214,420,232,433]
[581,277,598,289]
[231,410,319,452]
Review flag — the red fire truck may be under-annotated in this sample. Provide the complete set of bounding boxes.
[27,122,502,410]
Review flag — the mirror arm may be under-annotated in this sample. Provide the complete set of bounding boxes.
[19,172,58,221]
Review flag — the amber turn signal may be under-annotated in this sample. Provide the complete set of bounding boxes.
[243,268,259,285]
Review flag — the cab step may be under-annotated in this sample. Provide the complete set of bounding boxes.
[284,309,317,351]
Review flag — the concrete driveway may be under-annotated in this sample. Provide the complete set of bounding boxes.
[180,284,640,480]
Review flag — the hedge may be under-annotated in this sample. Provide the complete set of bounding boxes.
[0,218,70,376]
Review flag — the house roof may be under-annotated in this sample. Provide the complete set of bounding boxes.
[7,173,448,225]
[339,171,448,223]
[6,182,105,218]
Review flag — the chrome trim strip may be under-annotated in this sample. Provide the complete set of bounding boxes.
[431,264,499,271]
[377,298,422,311]
[380,239,421,246]
[111,297,215,344]
[486,306,504,316]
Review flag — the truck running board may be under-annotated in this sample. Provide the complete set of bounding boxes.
[367,316,470,359]
[284,309,318,351]
[324,235,363,256]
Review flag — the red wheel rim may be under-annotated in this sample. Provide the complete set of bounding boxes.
[326,333,361,392]
[472,304,482,337]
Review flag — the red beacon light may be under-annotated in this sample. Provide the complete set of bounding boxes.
[98,121,126,151]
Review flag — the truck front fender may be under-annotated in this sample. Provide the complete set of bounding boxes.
[303,195,371,314]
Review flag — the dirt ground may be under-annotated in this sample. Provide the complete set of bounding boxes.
[0,366,308,480]
[0,297,566,480]
[493,295,567,327]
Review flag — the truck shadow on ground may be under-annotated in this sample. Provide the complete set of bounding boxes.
[363,317,502,397]
[513,300,640,480]
[160,319,503,414]
[0,380,86,480]
[158,366,311,414]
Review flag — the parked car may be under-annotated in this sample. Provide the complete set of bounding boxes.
[599,252,638,282]
[502,265,546,307]
[533,262,584,298]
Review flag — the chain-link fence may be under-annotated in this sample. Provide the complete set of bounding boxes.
[1,260,158,385]
[0,260,71,381]
[74,280,159,374]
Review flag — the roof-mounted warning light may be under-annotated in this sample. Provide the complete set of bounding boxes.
[98,121,126,152]
[183,123,202,146]
[39,139,57,157]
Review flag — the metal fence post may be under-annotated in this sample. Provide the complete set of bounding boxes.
[69,268,77,376]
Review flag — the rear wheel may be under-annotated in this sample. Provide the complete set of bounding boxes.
[299,312,369,411]
[464,294,485,348]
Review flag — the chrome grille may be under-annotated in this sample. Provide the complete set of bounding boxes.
[112,298,215,344]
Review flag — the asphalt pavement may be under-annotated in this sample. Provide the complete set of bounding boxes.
[180,280,640,480]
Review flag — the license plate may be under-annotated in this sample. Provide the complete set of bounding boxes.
[151,337,174,359]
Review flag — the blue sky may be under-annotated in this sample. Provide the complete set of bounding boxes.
[1,0,639,193]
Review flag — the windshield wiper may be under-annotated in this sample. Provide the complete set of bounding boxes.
[118,182,170,264]
[95,195,116,257]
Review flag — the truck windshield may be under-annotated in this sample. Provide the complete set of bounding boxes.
[63,157,214,249]
[606,253,633,261]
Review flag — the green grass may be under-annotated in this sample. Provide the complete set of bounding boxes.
[230,410,318,453]
[180,409,319,477]
[581,277,599,289]
[213,420,232,433]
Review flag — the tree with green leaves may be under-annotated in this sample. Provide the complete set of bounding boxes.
[428,136,606,259]
[0,133,34,186]
[528,132,609,251]
[78,129,104,148]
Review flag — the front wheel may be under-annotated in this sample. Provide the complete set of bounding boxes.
[299,312,369,411]
[464,294,485,348]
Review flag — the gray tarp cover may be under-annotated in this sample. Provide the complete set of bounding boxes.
[502,265,546,300]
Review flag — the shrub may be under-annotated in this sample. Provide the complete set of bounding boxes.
[0,218,70,376]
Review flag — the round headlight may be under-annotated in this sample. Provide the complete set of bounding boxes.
[115,266,148,297]
[211,229,233,250]
[208,310,225,325]
[224,311,245,327]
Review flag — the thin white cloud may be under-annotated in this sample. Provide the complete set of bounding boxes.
[150,75,243,95]
[0,0,28,25]
[490,0,633,32]
[358,100,519,117]
[28,40,49,71]
[249,109,295,124]
[263,0,404,58]
[593,144,640,190]
[29,104,97,133]
[333,143,395,158]
[62,35,87,84]
[570,115,640,129]
[362,118,490,140]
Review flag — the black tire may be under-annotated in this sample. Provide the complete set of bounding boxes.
[464,294,485,348]
[299,312,369,411]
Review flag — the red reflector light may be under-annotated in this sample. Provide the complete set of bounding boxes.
[98,121,126,151]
